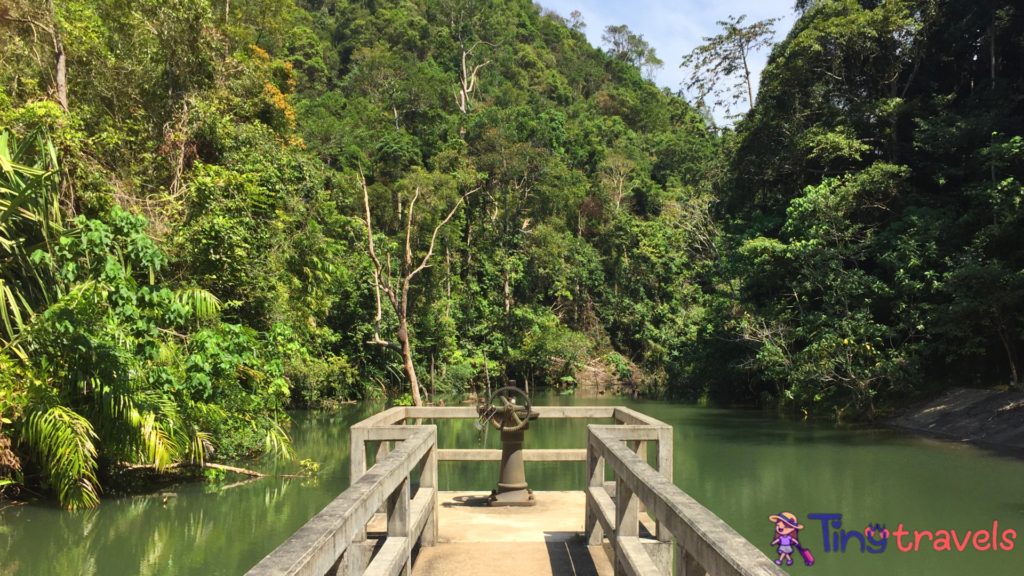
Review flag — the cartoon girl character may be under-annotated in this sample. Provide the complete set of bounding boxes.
[769,512,804,566]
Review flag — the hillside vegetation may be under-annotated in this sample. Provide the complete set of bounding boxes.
[1,0,1022,507]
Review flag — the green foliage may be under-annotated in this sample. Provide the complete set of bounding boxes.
[0,128,63,359]
[23,405,100,509]
[203,466,225,483]
[0,131,294,507]
[299,458,320,476]
[3,1,1022,511]
[721,0,1024,414]
[601,25,664,81]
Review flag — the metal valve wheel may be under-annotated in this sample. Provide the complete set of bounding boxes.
[481,386,532,432]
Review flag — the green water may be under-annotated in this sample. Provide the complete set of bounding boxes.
[1,394,1021,575]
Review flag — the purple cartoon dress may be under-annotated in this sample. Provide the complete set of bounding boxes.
[777,535,795,555]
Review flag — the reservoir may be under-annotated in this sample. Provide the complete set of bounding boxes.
[1,393,1020,575]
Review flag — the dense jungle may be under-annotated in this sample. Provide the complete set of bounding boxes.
[1,0,1022,508]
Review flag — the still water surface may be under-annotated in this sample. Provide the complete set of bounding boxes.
[1,394,1021,575]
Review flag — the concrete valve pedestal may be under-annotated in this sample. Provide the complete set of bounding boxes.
[477,384,539,506]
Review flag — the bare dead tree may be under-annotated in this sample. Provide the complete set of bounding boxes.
[455,40,491,114]
[600,152,636,210]
[360,168,476,406]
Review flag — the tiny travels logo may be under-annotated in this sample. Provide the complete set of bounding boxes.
[767,512,1017,567]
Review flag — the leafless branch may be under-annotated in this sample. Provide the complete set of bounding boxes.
[407,189,477,282]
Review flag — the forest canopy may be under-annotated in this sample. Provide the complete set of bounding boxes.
[1,0,1022,508]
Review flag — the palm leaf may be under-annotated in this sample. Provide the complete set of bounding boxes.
[186,431,214,465]
[263,421,296,461]
[22,406,101,509]
[139,412,180,471]
[174,288,222,318]
[0,129,64,351]
[94,381,188,470]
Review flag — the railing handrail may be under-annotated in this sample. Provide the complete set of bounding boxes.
[348,406,671,483]
[250,404,779,576]
[349,406,672,427]
[246,425,437,576]
[587,425,788,576]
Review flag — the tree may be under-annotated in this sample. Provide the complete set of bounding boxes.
[360,168,477,406]
[600,150,637,210]
[680,14,778,119]
[454,39,491,114]
[569,10,586,32]
[0,0,68,111]
[434,0,502,114]
[601,25,664,80]
[1,130,278,508]
[347,46,442,131]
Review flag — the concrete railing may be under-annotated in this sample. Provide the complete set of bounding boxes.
[245,425,438,576]
[586,425,788,576]
[349,406,670,481]
[247,404,783,576]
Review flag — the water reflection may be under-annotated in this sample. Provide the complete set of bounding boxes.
[1,395,1022,575]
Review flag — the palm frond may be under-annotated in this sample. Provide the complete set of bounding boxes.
[0,129,64,351]
[174,288,222,318]
[186,431,214,465]
[0,280,26,349]
[139,412,180,471]
[94,381,189,470]
[22,406,101,509]
[263,421,295,461]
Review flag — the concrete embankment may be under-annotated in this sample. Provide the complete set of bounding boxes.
[888,387,1024,449]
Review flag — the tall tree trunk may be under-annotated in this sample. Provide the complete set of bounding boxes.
[742,53,753,108]
[484,350,491,396]
[44,0,68,112]
[503,267,512,314]
[397,315,422,406]
[53,37,67,112]
[360,172,476,408]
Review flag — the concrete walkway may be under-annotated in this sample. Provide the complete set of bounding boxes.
[408,492,615,576]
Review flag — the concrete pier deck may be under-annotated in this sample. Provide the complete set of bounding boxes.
[247,407,789,576]
[400,492,618,576]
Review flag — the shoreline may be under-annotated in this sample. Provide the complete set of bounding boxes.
[886,387,1024,451]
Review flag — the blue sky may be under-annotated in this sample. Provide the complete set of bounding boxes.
[536,0,798,118]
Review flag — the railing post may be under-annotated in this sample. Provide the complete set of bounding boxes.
[656,426,673,544]
[376,441,391,514]
[632,440,648,514]
[388,475,411,576]
[350,428,368,484]
[348,427,369,576]
[585,430,605,547]
[675,542,705,576]
[420,432,439,547]
[614,472,638,576]
[377,440,392,462]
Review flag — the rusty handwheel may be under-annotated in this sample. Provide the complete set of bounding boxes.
[483,386,532,432]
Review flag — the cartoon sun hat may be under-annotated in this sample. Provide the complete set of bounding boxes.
[769,512,804,530]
